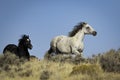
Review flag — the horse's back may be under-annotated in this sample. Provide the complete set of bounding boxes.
[50,35,71,53]
[3,44,18,55]
[51,35,67,45]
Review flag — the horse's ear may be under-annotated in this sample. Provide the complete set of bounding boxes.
[82,22,87,24]
[22,34,25,38]
[81,22,87,27]
[22,34,29,38]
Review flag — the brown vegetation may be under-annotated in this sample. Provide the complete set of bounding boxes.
[0,49,120,80]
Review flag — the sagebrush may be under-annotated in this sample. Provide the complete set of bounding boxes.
[0,49,120,80]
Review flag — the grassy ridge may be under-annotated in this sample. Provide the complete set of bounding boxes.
[0,49,120,80]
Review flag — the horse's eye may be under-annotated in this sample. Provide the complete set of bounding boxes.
[86,27,90,29]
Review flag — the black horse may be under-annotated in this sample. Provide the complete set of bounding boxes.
[3,35,33,60]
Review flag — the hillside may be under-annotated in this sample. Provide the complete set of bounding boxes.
[0,49,120,80]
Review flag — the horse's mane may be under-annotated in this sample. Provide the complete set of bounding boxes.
[68,22,87,37]
[18,35,29,45]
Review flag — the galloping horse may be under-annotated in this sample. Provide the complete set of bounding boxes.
[3,35,33,60]
[46,22,97,58]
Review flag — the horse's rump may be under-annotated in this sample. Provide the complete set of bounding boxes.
[3,44,18,56]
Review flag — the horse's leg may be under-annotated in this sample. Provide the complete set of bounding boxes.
[71,47,81,56]
[78,49,83,56]
[26,52,30,61]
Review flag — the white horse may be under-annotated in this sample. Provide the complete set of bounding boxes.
[45,22,97,58]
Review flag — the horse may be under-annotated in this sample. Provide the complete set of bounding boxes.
[45,22,97,58]
[3,35,33,60]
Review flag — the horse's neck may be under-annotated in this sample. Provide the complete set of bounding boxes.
[73,30,85,42]
[18,45,28,53]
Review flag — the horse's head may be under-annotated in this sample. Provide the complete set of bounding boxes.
[81,22,97,36]
[69,22,97,37]
[19,35,33,49]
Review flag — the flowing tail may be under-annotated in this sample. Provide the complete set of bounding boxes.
[44,47,54,59]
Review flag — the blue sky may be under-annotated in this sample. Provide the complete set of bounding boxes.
[0,0,120,58]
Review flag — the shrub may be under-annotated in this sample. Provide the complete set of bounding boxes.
[40,70,52,80]
[90,49,120,73]
[70,63,103,76]
[99,49,120,73]
[44,53,87,64]
[18,70,33,77]
[0,52,26,71]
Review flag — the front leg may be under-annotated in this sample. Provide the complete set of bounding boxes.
[78,49,83,55]
[71,47,81,56]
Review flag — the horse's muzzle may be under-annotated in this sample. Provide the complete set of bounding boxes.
[29,44,33,49]
[92,31,97,36]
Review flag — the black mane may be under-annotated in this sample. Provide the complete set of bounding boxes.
[19,35,29,44]
[18,35,31,48]
[68,22,87,37]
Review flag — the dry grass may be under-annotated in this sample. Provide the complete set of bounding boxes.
[0,53,120,80]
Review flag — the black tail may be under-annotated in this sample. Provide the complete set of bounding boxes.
[48,47,54,54]
[44,47,54,59]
